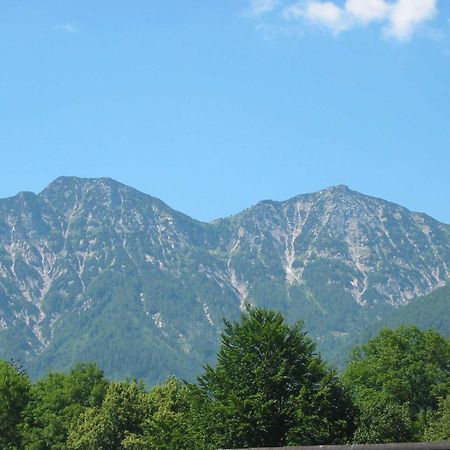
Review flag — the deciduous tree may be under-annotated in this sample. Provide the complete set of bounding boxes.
[68,382,148,450]
[198,306,355,448]
[343,326,450,441]
[21,363,108,450]
[423,393,450,441]
[0,360,31,450]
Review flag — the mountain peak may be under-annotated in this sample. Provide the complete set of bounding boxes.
[325,184,351,193]
[39,176,159,205]
[318,185,357,200]
[0,177,449,384]
[42,176,129,193]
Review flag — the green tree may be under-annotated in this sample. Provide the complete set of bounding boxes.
[198,306,355,449]
[423,393,450,441]
[67,382,148,450]
[122,377,200,450]
[0,359,31,450]
[352,394,414,443]
[343,326,450,442]
[21,363,108,450]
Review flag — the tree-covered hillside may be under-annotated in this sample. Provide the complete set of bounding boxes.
[329,282,450,370]
[1,308,449,449]
[0,177,449,384]
[378,282,450,332]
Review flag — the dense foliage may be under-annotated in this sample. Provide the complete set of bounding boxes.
[198,306,355,448]
[0,360,30,449]
[343,326,450,443]
[21,363,108,449]
[423,393,450,441]
[1,308,449,449]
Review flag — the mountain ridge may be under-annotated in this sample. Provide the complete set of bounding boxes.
[0,177,449,383]
[5,177,447,227]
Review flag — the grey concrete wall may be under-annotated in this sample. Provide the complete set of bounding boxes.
[226,442,450,450]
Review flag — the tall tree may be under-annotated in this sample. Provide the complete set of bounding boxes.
[0,359,31,450]
[343,326,450,442]
[68,382,148,450]
[122,377,200,450]
[423,393,450,441]
[351,394,414,444]
[198,306,355,449]
[21,363,108,450]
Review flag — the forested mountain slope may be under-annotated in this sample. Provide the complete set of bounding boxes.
[0,177,449,383]
[348,282,450,356]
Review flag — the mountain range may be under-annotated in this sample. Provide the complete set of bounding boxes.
[0,177,449,384]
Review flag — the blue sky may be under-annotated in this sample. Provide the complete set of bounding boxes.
[1,0,450,222]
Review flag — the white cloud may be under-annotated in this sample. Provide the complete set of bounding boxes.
[284,1,349,33]
[346,0,390,23]
[247,0,280,17]
[54,23,79,34]
[385,0,437,40]
[258,0,439,40]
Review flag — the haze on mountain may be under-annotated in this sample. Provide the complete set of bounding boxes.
[0,177,449,385]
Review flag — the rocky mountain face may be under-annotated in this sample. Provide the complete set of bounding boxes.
[0,177,449,384]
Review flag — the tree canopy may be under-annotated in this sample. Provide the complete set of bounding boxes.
[0,360,31,450]
[0,311,449,449]
[424,393,450,441]
[343,326,450,442]
[21,363,108,450]
[198,306,355,448]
